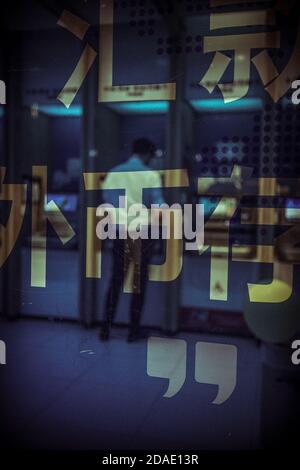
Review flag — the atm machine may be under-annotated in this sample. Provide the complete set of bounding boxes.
[180,100,266,335]
[19,106,81,320]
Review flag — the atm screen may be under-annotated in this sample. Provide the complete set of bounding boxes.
[285,198,300,221]
[44,194,78,212]
[199,197,237,219]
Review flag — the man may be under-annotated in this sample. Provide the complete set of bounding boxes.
[100,138,164,342]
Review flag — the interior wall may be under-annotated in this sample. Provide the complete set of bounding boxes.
[51,117,81,172]
[94,106,121,172]
[20,109,51,175]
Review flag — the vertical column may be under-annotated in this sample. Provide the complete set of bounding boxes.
[163,16,186,333]
[79,62,98,327]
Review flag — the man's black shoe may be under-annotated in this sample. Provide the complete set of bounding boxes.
[100,327,110,341]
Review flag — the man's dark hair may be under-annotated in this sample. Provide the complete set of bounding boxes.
[132,138,156,157]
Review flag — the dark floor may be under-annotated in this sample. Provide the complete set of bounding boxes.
[0,318,265,450]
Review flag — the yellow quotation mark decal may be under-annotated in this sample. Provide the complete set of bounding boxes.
[147,337,237,405]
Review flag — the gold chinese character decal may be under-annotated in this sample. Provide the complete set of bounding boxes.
[0,167,26,268]
[57,0,176,107]
[200,0,299,103]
